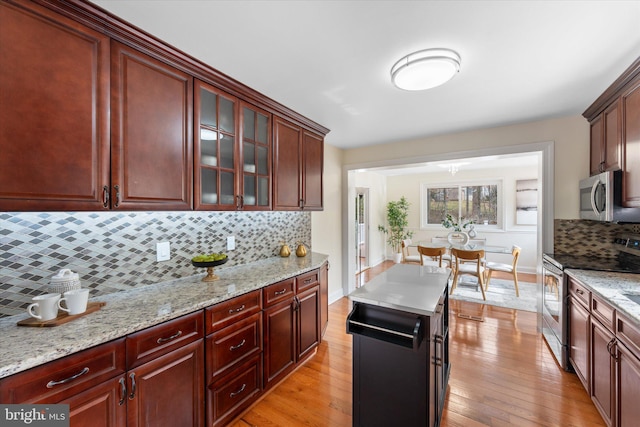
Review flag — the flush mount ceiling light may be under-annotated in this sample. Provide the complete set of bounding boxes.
[391,48,461,91]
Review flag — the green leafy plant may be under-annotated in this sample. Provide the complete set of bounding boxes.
[441,213,474,232]
[378,196,413,253]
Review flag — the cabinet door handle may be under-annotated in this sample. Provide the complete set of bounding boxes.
[128,373,136,400]
[113,184,120,208]
[156,330,183,344]
[294,296,300,311]
[229,383,246,398]
[229,304,245,314]
[240,195,244,209]
[46,367,90,388]
[230,339,246,351]
[118,377,127,406]
[274,289,287,296]
[102,185,110,208]
[299,199,305,209]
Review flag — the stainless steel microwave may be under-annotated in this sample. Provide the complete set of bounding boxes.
[579,171,640,222]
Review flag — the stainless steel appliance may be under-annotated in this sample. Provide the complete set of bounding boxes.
[542,234,640,370]
[579,170,640,222]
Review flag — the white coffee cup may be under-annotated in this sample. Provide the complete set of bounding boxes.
[27,293,61,321]
[58,288,90,315]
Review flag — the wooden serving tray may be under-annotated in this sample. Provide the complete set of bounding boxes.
[17,302,106,327]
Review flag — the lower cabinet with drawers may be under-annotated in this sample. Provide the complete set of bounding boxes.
[0,267,324,427]
[567,274,640,427]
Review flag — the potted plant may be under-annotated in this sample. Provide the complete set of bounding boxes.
[378,196,413,263]
[441,213,474,245]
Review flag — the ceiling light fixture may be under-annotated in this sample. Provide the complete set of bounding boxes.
[390,48,461,91]
[438,162,469,176]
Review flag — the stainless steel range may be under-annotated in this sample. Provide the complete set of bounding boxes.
[542,234,640,370]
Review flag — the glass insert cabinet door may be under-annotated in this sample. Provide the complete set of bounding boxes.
[241,102,271,209]
[195,79,238,210]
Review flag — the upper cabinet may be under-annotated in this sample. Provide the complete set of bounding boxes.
[194,80,239,210]
[273,117,324,211]
[0,0,327,212]
[584,57,640,208]
[0,0,110,211]
[111,42,193,210]
[622,77,640,207]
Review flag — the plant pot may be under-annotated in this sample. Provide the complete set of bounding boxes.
[393,253,403,263]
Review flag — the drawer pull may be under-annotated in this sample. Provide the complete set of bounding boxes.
[274,289,287,296]
[304,278,313,284]
[229,304,245,314]
[229,383,246,398]
[118,377,126,405]
[230,339,246,351]
[576,289,584,295]
[46,367,90,388]
[128,373,136,400]
[157,330,183,344]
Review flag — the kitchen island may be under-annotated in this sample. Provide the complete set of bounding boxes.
[347,263,450,427]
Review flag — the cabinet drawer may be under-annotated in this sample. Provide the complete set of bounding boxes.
[263,278,295,307]
[126,311,204,369]
[569,277,591,308]
[591,294,615,331]
[297,269,319,293]
[206,290,262,334]
[0,338,125,403]
[617,313,640,356]
[206,312,262,380]
[207,355,262,427]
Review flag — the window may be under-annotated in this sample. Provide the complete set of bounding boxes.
[421,181,502,228]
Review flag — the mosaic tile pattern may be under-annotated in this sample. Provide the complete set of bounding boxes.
[554,219,640,258]
[0,211,311,317]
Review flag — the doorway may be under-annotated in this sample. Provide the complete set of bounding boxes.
[355,188,370,286]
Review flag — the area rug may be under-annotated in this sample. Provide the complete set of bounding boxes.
[449,278,538,312]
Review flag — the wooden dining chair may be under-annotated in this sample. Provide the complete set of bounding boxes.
[401,239,421,264]
[485,245,521,297]
[417,246,447,267]
[450,248,487,300]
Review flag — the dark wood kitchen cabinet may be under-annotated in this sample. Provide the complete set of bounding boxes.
[585,57,640,207]
[110,41,193,210]
[263,269,320,389]
[621,75,640,207]
[240,101,272,210]
[273,116,324,210]
[0,0,110,211]
[205,290,262,427]
[615,313,640,427]
[590,101,622,175]
[125,311,204,427]
[0,338,127,427]
[568,277,591,391]
[590,307,615,426]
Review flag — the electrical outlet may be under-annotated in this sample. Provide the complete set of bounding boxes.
[227,236,235,251]
[156,242,170,262]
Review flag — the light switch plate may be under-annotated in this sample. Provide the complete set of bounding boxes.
[227,236,235,251]
[156,241,170,262]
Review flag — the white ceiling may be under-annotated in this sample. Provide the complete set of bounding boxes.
[92,0,640,150]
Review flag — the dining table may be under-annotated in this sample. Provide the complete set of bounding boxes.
[413,241,512,254]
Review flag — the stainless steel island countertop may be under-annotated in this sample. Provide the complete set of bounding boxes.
[348,263,450,316]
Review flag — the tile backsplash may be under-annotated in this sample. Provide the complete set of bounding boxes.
[0,211,311,317]
[554,219,640,258]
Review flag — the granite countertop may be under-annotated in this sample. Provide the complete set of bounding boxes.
[565,269,640,325]
[0,253,328,379]
[348,263,450,316]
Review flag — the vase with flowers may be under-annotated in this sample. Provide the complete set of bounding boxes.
[441,214,474,245]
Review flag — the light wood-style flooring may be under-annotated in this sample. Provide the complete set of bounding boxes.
[231,262,604,426]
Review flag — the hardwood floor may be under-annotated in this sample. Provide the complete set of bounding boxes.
[231,262,604,426]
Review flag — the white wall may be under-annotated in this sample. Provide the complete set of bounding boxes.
[311,143,343,303]
[382,161,539,273]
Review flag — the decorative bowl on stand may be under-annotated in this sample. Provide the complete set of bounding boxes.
[191,257,228,282]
